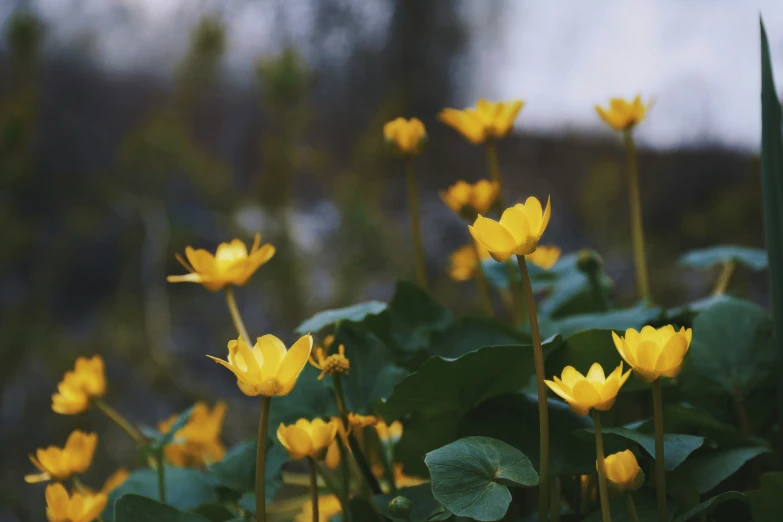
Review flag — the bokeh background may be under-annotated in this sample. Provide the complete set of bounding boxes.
[2,1,783,520]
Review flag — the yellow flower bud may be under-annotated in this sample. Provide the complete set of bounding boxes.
[26,431,98,483]
[208,334,313,397]
[612,325,692,382]
[383,117,427,156]
[545,363,631,416]
[469,197,552,261]
[602,450,645,493]
[375,420,403,444]
[308,343,350,380]
[527,245,561,270]
[159,401,227,467]
[45,483,107,522]
[595,96,651,132]
[440,179,500,219]
[167,234,275,291]
[448,243,489,282]
[277,418,340,461]
[51,356,106,415]
[439,98,524,145]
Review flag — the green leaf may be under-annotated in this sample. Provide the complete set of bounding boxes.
[632,403,750,448]
[373,484,444,522]
[427,316,530,359]
[540,252,614,318]
[207,438,288,499]
[103,468,219,522]
[665,294,735,325]
[747,472,783,522]
[677,445,771,494]
[672,491,747,522]
[577,427,704,470]
[268,365,338,430]
[379,281,454,353]
[540,303,661,339]
[481,258,555,291]
[425,436,538,521]
[582,490,659,522]
[679,245,768,271]
[114,494,211,522]
[294,301,386,335]
[191,504,237,522]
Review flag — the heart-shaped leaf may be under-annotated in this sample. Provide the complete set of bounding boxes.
[747,472,783,522]
[679,245,768,271]
[114,494,211,522]
[577,427,704,470]
[295,301,386,335]
[672,491,747,522]
[677,446,771,494]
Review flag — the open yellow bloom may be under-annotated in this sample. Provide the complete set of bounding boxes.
[595,96,651,131]
[159,402,227,467]
[603,450,644,493]
[26,431,98,483]
[440,179,500,219]
[51,356,106,415]
[375,420,403,444]
[208,334,312,397]
[527,245,561,270]
[383,117,427,156]
[439,98,524,144]
[45,483,107,522]
[277,418,340,461]
[612,325,692,382]
[293,494,342,522]
[308,343,350,380]
[545,363,631,416]
[167,234,275,291]
[449,243,490,282]
[469,196,551,261]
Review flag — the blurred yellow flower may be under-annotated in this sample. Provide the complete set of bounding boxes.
[51,356,106,415]
[439,98,524,144]
[45,483,107,522]
[469,196,551,261]
[277,418,339,461]
[208,334,313,397]
[527,245,561,270]
[383,117,427,156]
[167,234,275,291]
[26,431,98,483]
[393,463,427,488]
[308,343,350,381]
[545,363,630,416]
[440,179,500,219]
[603,450,644,493]
[325,439,341,470]
[448,243,490,282]
[101,468,129,494]
[293,494,342,522]
[159,401,227,467]
[375,420,403,444]
[348,413,378,429]
[612,325,692,382]
[595,96,651,132]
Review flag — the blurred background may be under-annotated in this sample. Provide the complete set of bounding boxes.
[2,1,783,520]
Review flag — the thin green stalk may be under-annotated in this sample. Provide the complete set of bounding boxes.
[404,157,428,289]
[623,130,650,300]
[516,255,549,521]
[712,262,735,296]
[550,476,561,522]
[592,411,612,522]
[256,396,271,522]
[652,379,667,522]
[337,438,352,518]
[308,457,319,522]
[156,452,166,503]
[472,242,494,316]
[94,399,145,445]
[626,493,641,522]
[225,286,252,346]
[485,140,506,208]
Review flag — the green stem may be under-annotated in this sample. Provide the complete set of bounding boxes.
[308,457,319,522]
[485,140,506,208]
[404,157,428,290]
[225,286,252,346]
[256,396,271,522]
[592,411,612,522]
[626,493,640,522]
[94,399,145,445]
[652,379,667,522]
[550,476,561,522]
[623,130,650,300]
[712,262,735,296]
[156,452,166,503]
[337,438,352,518]
[472,242,494,316]
[516,256,549,521]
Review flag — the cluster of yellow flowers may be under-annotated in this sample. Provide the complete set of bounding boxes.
[51,356,106,415]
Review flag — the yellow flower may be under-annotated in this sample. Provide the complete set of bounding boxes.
[602,450,644,493]
[383,117,427,156]
[277,418,340,461]
[159,402,227,467]
[469,196,552,261]
[325,439,341,470]
[527,245,561,270]
[375,420,403,444]
[167,234,276,291]
[308,343,350,380]
[45,483,107,522]
[208,334,313,397]
[611,325,692,382]
[348,413,378,429]
[595,96,651,132]
[26,431,98,483]
[101,469,129,494]
[545,363,631,416]
[448,243,490,282]
[439,98,524,144]
[293,494,342,522]
[440,179,500,219]
[52,356,106,415]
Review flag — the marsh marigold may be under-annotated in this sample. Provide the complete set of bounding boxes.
[440,179,500,219]
[595,96,651,132]
[51,356,106,415]
[308,342,350,380]
[383,117,427,156]
[45,483,107,522]
[527,245,561,270]
[208,334,313,397]
[448,243,490,282]
[439,98,524,144]
[375,420,403,444]
[167,234,275,291]
[603,450,644,493]
[611,325,692,382]
[469,196,551,261]
[159,401,227,467]
[277,418,340,461]
[545,363,631,416]
[26,431,98,483]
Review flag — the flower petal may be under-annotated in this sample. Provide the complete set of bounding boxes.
[585,363,606,383]
[612,331,636,367]
[560,366,584,387]
[655,333,689,374]
[572,380,602,409]
[276,335,314,390]
[257,335,287,380]
[469,217,516,260]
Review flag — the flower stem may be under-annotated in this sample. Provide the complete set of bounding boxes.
[308,457,319,522]
[592,411,612,522]
[712,262,735,296]
[256,396,271,522]
[404,157,428,290]
[516,255,549,521]
[225,286,252,346]
[335,439,353,522]
[472,242,494,316]
[550,476,562,522]
[652,379,667,522]
[626,493,640,522]
[485,140,506,208]
[94,399,145,445]
[156,452,166,503]
[623,130,650,300]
